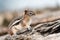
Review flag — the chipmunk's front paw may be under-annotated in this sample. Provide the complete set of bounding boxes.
[16,31,21,35]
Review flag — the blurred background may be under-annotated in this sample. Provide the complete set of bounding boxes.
[0,0,60,36]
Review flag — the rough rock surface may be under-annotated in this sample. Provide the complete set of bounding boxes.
[1,18,60,40]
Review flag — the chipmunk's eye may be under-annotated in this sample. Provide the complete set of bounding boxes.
[29,12,35,16]
[30,11,33,14]
[30,12,32,14]
[29,13,32,15]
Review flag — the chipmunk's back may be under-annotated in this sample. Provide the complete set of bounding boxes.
[8,16,23,29]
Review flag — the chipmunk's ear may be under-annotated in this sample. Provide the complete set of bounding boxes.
[24,10,28,14]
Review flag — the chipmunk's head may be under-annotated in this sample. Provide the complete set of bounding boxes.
[24,10,35,16]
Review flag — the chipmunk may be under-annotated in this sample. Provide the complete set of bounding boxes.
[8,10,35,36]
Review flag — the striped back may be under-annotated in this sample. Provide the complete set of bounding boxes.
[8,16,23,29]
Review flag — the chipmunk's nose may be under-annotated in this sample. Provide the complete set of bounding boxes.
[27,27,32,32]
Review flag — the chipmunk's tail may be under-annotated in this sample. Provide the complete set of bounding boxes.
[0,27,14,36]
[0,27,8,36]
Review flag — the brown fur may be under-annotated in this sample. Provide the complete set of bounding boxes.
[8,10,35,35]
[8,29,13,35]
[21,14,31,27]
